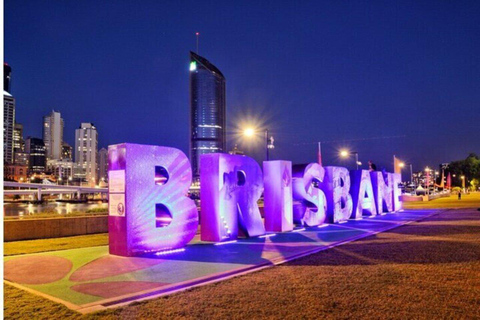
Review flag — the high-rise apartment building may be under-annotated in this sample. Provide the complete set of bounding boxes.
[98,147,108,182]
[4,90,15,164]
[43,110,64,160]
[75,123,98,185]
[25,137,46,173]
[189,51,226,181]
[13,123,28,166]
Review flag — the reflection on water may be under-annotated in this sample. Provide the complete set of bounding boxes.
[3,202,108,217]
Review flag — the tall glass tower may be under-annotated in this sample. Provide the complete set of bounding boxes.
[189,51,226,182]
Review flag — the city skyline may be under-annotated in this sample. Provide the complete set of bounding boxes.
[5,1,480,171]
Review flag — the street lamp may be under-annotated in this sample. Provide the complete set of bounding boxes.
[243,127,274,161]
[339,149,360,170]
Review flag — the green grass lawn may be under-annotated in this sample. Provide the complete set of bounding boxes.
[4,233,108,256]
[403,192,480,209]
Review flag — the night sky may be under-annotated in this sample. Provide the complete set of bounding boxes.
[5,0,480,173]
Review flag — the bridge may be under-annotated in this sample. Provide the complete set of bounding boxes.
[4,182,108,201]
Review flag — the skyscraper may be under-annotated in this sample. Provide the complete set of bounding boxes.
[13,123,28,166]
[75,123,98,185]
[189,51,226,182]
[25,137,46,173]
[43,110,64,160]
[4,63,12,93]
[3,90,15,164]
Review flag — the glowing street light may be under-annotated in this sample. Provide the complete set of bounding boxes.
[243,127,274,161]
[339,149,360,170]
[243,128,255,137]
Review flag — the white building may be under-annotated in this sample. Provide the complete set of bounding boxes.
[3,91,15,164]
[47,159,76,181]
[75,123,98,185]
[43,110,64,160]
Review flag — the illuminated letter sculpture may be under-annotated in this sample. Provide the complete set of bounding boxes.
[319,166,353,223]
[292,163,327,227]
[391,173,402,211]
[263,160,293,232]
[349,170,377,219]
[200,153,265,242]
[108,143,198,256]
[370,171,393,214]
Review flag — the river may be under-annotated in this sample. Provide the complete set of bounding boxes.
[3,201,108,217]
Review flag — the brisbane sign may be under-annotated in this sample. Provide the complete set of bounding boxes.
[108,143,401,257]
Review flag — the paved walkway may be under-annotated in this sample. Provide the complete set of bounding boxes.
[4,209,436,313]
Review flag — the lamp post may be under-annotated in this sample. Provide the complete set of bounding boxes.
[265,129,269,161]
[425,167,432,195]
[340,149,360,169]
[409,164,413,186]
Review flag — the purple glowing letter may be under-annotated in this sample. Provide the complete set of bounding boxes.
[263,160,293,232]
[200,153,265,242]
[349,170,377,219]
[319,166,353,223]
[370,171,393,214]
[292,163,327,227]
[391,173,402,211]
[108,143,198,256]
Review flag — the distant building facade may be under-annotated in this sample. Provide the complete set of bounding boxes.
[43,110,64,160]
[4,164,28,182]
[98,147,108,182]
[25,137,46,173]
[47,159,76,181]
[62,142,73,161]
[4,90,15,164]
[75,123,98,185]
[189,51,226,181]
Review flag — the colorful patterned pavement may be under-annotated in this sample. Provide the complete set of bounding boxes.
[4,209,437,314]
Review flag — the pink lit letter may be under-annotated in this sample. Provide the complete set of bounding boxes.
[391,173,402,211]
[200,153,265,242]
[292,163,327,227]
[108,143,198,256]
[370,171,393,214]
[349,170,377,219]
[263,160,293,232]
[319,166,353,223]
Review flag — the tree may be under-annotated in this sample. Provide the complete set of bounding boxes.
[447,153,480,187]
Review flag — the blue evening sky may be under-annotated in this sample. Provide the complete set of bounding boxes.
[5,0,480,172]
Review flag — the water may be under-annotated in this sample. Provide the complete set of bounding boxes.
[3,201,108,218]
